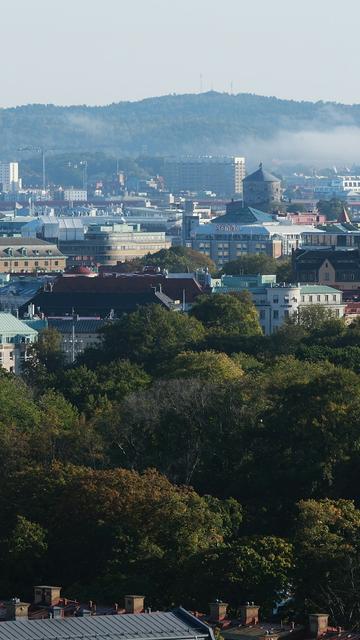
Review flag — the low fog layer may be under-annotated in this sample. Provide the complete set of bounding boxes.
[241,126,360,169]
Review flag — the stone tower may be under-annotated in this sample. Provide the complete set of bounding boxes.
[243,163,281,212]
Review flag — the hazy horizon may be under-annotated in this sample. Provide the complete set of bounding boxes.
[2,0,360,108]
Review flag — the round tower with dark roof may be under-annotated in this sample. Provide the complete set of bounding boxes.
[243,162,282,212]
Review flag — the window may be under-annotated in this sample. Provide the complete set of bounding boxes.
[273,310,279,319]
[14,261,18,266]
[333,295,337,301]
[309,295,313,302]
[317,295,321,301]
[324,272,330,281]
[3,262,8,267]
[325,295,329,302]
[284,310,289,318]
[55,261,59,266]
[273,296,279,304]
[259,310,265,319]
[35,261,39,266]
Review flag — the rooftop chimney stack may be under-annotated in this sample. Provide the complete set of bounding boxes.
[34,586,62,606]
[309,614,329,638]
[209,601,228,623]
[4,598,30,621]
[240,603,260,625]
[124,595,145,614]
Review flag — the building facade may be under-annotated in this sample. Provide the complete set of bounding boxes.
[163,156,246,196]
[60,222,170,267]
[0,162,20,192]
[211,274,345,334]
[293,248,360,291]
[0,238,66,273]
[186,203,315,267]
[0,313,37,374]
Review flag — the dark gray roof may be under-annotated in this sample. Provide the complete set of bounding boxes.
[0,609,214,640]
[48,319,107,334]
[243,164,280,183]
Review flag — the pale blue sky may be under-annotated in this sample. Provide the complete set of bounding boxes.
[2,0,360,106]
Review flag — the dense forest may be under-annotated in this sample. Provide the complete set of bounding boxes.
[2,262,360,625]
[2,92,360,157]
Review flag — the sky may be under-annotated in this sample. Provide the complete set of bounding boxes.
[2,0,360,107]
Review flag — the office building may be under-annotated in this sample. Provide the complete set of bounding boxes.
[0,162,20,192]
[60,222,171,268]
[163,156,245,196]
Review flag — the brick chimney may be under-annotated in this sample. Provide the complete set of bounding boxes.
[124,595,145,614]
[4,599,30,621]
[209,601,228,623]
[309,614,329,637]
[240,603,260,625]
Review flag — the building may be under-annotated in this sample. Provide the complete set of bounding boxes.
[163,156,246,196]
[243,163,282,211]
[21,272,204,318]
[186,203,316,266]
[0,162,20,192]
[48,318,106,363]
[63,189,87,202]
[59,222,171,268]
[0,313,37,374]
[0,604,215,640]
[211,274,345,334]
[292,247,360,298]
[0,238,66,273]
[301,222,360,249]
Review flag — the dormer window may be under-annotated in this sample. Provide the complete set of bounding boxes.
[5,247,13,256]
[21,247,27,256]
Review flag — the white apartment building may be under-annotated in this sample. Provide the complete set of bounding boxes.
[212,275,345,335]
[0,313,38,374]
[0,162,20,192]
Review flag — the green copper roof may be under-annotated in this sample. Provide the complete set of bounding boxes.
[0,313,38,335]
[300,285,341,294]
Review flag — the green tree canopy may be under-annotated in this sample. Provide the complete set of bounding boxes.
[190,292,262,336]
[164,350,244,383]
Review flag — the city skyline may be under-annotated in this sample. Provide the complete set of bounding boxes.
[1,0,360,107]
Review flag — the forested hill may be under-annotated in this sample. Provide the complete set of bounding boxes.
[1,91,360,156]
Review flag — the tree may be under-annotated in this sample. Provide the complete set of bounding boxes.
[23,327,65,388]
[164,350,243,383]
[1,516,47,594]
[222,254,278,276]
[123,246,215,273]
[294,499,360,626]
[190,292,262,336]
[317,198,347,220]
[82,305,205,370]
[297,305,345,333]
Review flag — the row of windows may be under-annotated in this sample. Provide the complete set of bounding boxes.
[2,260,60,267]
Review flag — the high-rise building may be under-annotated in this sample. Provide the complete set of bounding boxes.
[0,162,20,192]
[163,156,245,196]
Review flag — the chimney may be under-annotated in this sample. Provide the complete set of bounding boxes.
[209,601,228,623]
[240,603,260,625]
[34,586,62,606]
[124,595,145,614]
[51,606,64,619]
[309,614,329,638]
[4,598,30,621]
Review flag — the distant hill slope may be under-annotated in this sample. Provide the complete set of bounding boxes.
[1,92,360,157]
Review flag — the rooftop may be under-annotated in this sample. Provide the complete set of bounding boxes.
[0,313,37,336]
[243,164,280,184]
[0,609,214,640]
